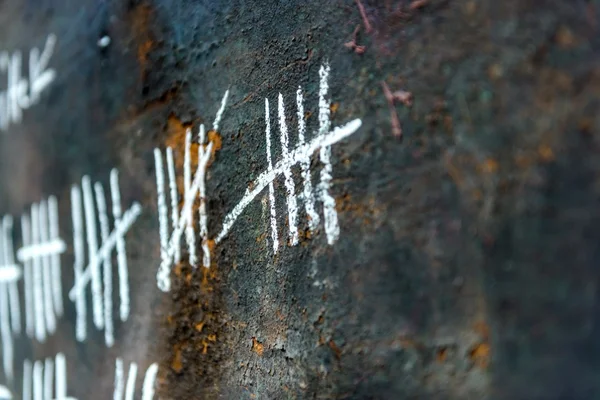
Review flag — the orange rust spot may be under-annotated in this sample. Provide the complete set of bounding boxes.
[206,130,223,166]
[335,193,381,226]
[469,343,490,368]
[251,337,264,356]
[171,346,183,373]
[328,340,342,360]
[436,347,448,363]
[165,115,193,151]
[538,144,555,162]
[479,158,499,174]
[173,263,183,277]
[201,265,218,290]
[129,4,154,78]
[138,40,153,70]
[330,103,339,114]
[256,232,267,243]
[207,334,217,342]
[195,322,205,332]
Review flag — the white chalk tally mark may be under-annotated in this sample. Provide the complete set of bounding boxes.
[0,384,11,399]
[17,196,66,344]
[154,90,229,292]
[215,63,362,249]
[113,358,159,400]
[154,64,362,291]
[22,353,77,400]
[0,34,57,132]
[0,216,21,383]
[69,169,141,347]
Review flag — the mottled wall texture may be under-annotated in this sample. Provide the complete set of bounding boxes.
[0,0,599,399]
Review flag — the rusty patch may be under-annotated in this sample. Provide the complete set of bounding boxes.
[469,343,490,369]
[128,3,154,80]
[251,337,264,356]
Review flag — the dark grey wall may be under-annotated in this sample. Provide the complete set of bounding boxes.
[0,0,599,399]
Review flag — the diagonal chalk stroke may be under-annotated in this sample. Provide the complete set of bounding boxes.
[68,203,141,298]
[215,118,362,244]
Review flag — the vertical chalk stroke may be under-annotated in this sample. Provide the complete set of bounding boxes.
[296,87,320,232]
[22,353,77,400]
[264,98,279,252]
[0,215,22,383]
[0,34,57,132]
[0,384,11,399]
[154,90,229,292]
[15,195,67,347]
[113,358,159,400]
[69,169,142,347]
[215,63,362,246]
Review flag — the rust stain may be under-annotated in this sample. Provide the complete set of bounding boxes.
[469,343,491,369]
[251,337,264,356]
[436,347,448,363]
[128,4,154,80]
[335,193,382,226]
[538,143,555,162]
[171,346,183,373]
[328,340,342,361]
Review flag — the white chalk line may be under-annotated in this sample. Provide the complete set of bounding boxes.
[278,93,299,246]
[215,118,362,244]
[155,90,229,291]
[198,124,214,269]
[265,98,279,253]
[70,169,140,346]
[317,63,340,245]
[296,87,320,232]
[23,353,76,400]
[0,384,11,398]
[68,203,141,297]
[0,34,57,132]
[114,359,158,400]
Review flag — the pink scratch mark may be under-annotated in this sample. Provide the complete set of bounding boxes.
[355,0,373,34]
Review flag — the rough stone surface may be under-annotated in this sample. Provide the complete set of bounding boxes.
[0,0,599,399]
